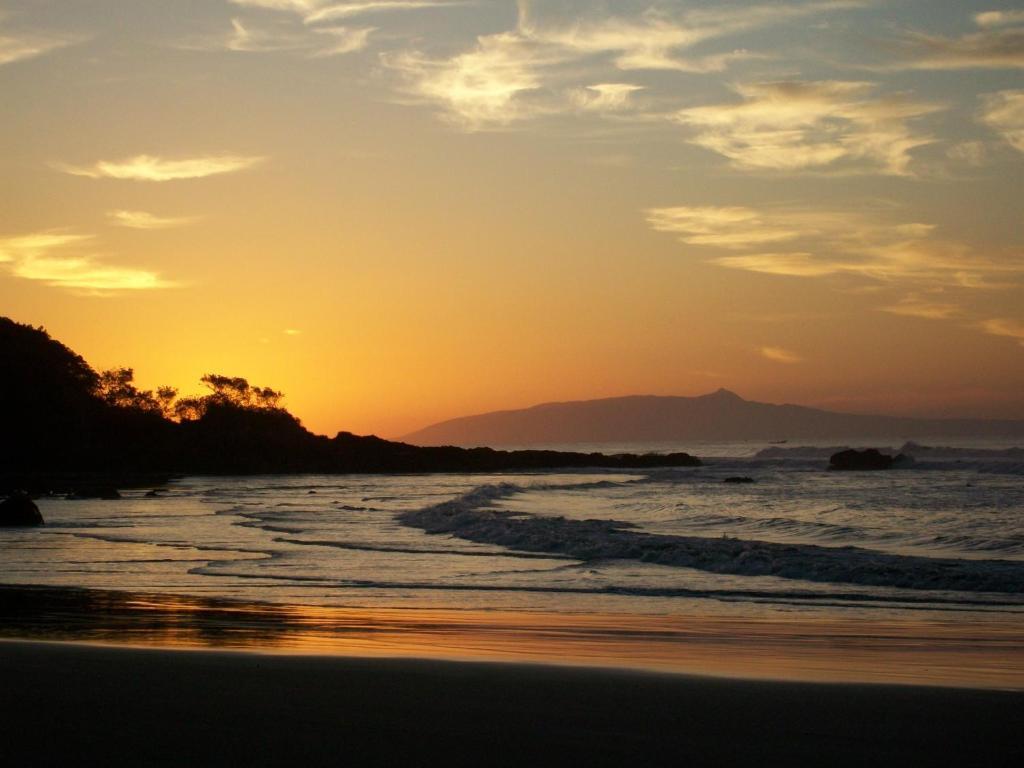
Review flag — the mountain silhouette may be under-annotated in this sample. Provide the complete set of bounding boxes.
[403,388,1024,446]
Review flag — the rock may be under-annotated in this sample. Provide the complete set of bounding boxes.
[723,476,756,484]
[828,448,894,471]
[0,492,44,526]
[67,487,121,500]
[144,490,161,498]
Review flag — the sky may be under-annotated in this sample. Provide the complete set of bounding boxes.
[1,0,1023,436]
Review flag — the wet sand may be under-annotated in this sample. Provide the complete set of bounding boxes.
[1,639,1022,767]
[3,585,1024,689]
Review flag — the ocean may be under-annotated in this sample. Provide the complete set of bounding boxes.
[3,438,1023,685]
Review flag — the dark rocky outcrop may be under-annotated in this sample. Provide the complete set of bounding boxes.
[829,448,903,471]
[0,316,701,482]
[0,492,44,526]
[723,476,756,484]
[66,487,122,500]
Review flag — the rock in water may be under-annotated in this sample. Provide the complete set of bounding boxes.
[0,492,44,526]
[67,487,121,500]
[829,448,894,471]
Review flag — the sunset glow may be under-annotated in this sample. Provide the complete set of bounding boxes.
[2,0,1022,436]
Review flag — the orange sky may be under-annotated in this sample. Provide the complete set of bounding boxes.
[2,1,1023,436]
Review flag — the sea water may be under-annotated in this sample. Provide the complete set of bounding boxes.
[4,439,1022,620]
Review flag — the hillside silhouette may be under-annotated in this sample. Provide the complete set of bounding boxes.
[0,317,698,492]
[403,388,1024,446]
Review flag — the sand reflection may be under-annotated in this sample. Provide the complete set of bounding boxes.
[1,586,1021,690]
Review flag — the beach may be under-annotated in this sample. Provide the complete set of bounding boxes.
[2,639,1022,767]
[3,466,1022,764]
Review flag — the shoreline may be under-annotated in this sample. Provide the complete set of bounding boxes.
[2,639,1022,766]
[3,584,1023,690]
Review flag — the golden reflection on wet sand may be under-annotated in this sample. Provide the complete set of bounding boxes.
[1,586,1021,690]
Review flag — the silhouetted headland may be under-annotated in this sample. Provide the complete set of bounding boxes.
[0,317,698,495]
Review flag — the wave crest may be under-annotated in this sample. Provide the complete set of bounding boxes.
[398,485,1024,594]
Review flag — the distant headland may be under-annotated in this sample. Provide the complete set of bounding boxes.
[403,388,1024,447]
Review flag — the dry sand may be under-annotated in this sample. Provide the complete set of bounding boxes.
[1,639,1022,767]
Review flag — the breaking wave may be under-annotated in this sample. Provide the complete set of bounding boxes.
[398,484,1024,594]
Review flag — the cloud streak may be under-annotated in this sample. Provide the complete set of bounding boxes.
[979,318,1024,346]
[55,154,264,181]
[760,346,802,363]
[385,1,870,129]
[646,204,1023,289]
[107,210,199,229]
[879,295,962,320]
[674,81,942,176]
[228,0,459,24]
[570,83,644,112]
[386,32,554,129]
[518,1,865,72]
[975,11,1024,29]
[885,13,1024,70]
[980,90,1024,152]
[0,18,79,66]
[0,232,172,293]
[304,2,463,24]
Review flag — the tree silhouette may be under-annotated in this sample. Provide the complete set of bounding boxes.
[95,368,179,418]
[173,374,285,421]
[200,374,283,410]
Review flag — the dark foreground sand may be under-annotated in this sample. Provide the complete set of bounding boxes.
[1,640,1021,767]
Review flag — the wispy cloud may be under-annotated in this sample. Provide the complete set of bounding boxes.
[980,90,1024,152]
[0,231,172,293]
[879,295,962,320]
[519,6,736,73]
[54,154,264,181]
[223,17,308,52]
[569,83,644,112]
[0,233,93,263]
[645,204,1022,289]
[385,32,554,129]
[385,1,869,129]
[518,1,864,72]
[310,25,374,56]
[305,2,463,24]
[0,17,80,66]
[673,81,942,175]
[188,16,373,56]
[975,10,1024,29]
[652,206,1022,344]
[647,206,803,249]
[107,210,199,230]
[979,318,1024,346]
[228,0,459,25]
[946,140,987,166]
[13,257,170,292]
[884,13,1024,70]
[230,0,323,11]
[186,12,374,57]
[760,346,802,363]
[714,252,843,277]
